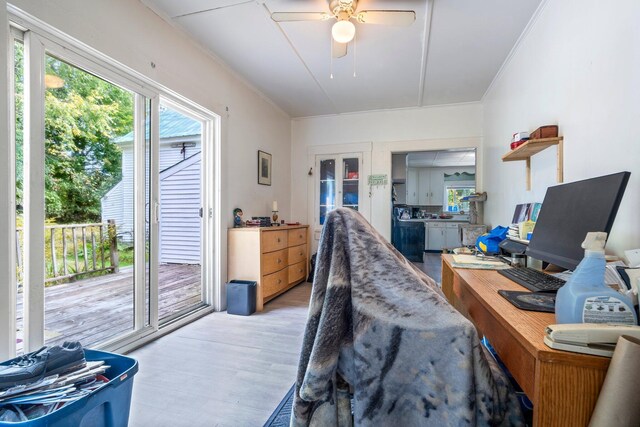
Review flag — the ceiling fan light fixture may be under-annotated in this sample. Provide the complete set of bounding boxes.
[331,20,355,43]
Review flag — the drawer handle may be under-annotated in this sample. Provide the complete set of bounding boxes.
[277,238,281,242]
[278,279,282,284]
[277,259,282,264]
[299,234,303,239]
[299,252,303,256]
[299,269,303,273]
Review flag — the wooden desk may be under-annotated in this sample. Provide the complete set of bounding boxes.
[441,255,610,427]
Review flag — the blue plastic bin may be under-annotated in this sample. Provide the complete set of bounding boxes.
[0,349,138,427]
[227,280,257,315]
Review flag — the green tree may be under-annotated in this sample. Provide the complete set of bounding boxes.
[14,44,133,223]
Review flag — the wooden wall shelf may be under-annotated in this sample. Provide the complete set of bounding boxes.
[501,136,563,190]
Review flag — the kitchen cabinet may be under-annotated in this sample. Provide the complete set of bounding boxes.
[444,223,461,248]
[427,223,446,250]
[427,222,462,251]
[406,168,419,205]
[429,170,445,206]
[392,220,424,262]
[392,154,407,182]
[407,167,445,206]
[418,169,430,205]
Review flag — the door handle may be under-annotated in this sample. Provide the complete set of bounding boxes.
[199,207,203,218]
[154,201,160,224]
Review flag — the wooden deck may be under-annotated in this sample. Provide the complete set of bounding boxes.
[16,264,201,351]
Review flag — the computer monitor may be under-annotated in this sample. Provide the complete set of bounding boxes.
[526,172,631,271]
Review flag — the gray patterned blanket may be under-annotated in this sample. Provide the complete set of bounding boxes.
[291,208,524,426]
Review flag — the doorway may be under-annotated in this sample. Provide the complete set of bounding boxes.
[391,149,476,269]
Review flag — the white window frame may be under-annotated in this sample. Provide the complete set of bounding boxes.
[5,6,221,357]
[443,181,476,213]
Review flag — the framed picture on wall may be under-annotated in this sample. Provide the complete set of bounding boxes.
[258,150,272,186]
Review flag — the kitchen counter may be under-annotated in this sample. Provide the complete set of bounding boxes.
[399,218,470,223]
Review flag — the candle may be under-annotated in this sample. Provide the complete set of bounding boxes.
[272,201,278,212]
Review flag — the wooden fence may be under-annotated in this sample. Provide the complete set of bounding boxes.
[16,220,119,284]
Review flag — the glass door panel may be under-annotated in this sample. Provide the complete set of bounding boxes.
[158,103,205,322]
[342,157,359,211]
[13,40,25,353]
[43,53,139,348]
[319,159,336,225]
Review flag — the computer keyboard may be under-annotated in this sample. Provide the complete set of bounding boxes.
[498,267,566,293]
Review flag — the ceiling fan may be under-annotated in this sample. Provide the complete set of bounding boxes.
[271,0,416,58]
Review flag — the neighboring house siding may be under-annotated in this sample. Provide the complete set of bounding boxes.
[100,139,201,248]
[101,181,124,230]
[100,104,202,263]
[160,153,201,264]
[122,143,134,243]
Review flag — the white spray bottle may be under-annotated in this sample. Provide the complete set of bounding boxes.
[555,232,637,325]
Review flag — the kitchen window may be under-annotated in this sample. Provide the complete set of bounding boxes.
[445,185,475,213]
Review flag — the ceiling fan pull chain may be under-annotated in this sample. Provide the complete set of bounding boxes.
[353,31,357,78]
[330,35,334,79]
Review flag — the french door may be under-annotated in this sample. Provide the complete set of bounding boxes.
[10,23,215,355]
[315,153,363,226]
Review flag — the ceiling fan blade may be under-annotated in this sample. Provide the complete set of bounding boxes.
[271,12,331,22]
[356,10,416,26]
[332,39,348,58]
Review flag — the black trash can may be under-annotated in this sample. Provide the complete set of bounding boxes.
[307,253,317,283]
[227,280,257,316]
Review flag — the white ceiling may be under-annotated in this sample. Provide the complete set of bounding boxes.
[142,0,542,117]
[406,149,475,168]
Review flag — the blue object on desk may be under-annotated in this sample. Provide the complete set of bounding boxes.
[476,226,508,254]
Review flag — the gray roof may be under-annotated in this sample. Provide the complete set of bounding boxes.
[113,108,201,143]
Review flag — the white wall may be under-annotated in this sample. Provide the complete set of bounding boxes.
[0,1,14,360]
[2,0,292,310]
[291,103,483,245]
[482,0,640,256]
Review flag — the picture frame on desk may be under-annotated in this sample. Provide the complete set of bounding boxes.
[258,150,272,186]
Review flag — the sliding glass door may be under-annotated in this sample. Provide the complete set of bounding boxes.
[14,31,151,353]
[157,102,206,323]
[10,21,217,355]
[41,52,144,349]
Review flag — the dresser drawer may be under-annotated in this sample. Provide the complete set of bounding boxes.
[261,230,288,253]
[288,260,307,284]
[262,269,288,299]
[288,228,307,247]
[288,244,307,265]
[262,249,288,276]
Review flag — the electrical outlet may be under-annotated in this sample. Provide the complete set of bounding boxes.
[624,249,640,267]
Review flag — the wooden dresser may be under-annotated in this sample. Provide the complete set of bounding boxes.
[227,225,309,311]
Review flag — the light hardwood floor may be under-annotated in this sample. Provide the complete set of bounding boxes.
[413,252,443,284]
[128,255,443,426]
[128,282,312,427]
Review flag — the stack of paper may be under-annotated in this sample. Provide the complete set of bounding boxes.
[0,360,109,421]
[451,254,510,270]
